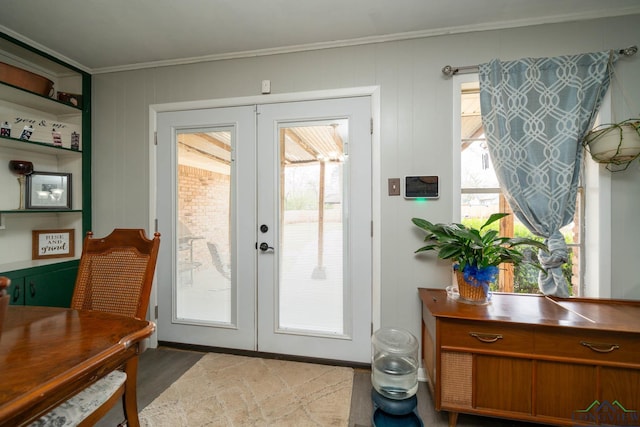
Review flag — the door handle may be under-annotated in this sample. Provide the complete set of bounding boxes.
[12,284,20,303]
[30,280,36,298]
[259,242,274,252]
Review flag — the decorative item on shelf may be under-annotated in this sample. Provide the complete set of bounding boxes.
[582,118,640,171]
[0,106,82,147]
[0,121,10,137]
[32,229,75,260]
[411,213,548,304]
[8,160,34,210]
[57,92,82,108]
[71,131,80,150]
[19,124,33,141]
[25,171,72,210]
[52,128,62,147]
[0,61,54,97]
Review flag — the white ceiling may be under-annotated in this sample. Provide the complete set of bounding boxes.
[1,0,639,73]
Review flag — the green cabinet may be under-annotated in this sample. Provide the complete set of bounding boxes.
[5,260,78,307]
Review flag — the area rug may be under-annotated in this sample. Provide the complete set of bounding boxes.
[139,352,354,426]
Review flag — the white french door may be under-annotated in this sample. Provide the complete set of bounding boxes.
[256,98,372,361]
[156,105,257,350]
[156,96,372,362]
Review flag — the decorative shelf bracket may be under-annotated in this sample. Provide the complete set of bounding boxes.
[0,213,5,230]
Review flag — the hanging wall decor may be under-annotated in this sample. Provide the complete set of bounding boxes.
[583,119,640,171]
[32,229,75,260]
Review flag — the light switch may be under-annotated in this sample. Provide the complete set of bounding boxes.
[388,178,401,196]
[261,80,271,94]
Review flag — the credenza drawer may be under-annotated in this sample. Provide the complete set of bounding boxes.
[440,319,534,354]
[535,328,640,365]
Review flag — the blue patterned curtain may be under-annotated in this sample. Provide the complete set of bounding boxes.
[479,51,616,297]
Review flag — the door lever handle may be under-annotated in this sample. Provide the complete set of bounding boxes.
[259,242,274,252]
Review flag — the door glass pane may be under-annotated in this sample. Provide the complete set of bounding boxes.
[278,120,348,335]
[176,128,233,325]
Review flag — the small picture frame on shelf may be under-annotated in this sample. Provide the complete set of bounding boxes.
[25,171,72,209]
[32,229,75,260]
[57,92,83,108]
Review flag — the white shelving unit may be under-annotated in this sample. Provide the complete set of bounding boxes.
[0,32,90,306]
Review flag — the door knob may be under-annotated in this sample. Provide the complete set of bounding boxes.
[259,242,274,252]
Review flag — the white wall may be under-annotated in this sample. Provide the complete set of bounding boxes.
[92,15,640,340]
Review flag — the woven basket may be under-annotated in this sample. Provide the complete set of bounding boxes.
[455,270,488,302]
[585,121,640,164]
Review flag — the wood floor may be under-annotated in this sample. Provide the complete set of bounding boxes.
[97,347,548,426]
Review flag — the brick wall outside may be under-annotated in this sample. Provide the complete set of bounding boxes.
[178,164,230,270]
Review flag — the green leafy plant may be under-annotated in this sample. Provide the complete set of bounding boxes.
[411,213,548,277]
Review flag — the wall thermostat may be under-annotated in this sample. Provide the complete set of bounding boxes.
[404,176,439,199]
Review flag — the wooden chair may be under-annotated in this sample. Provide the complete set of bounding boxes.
[30,229,160,427]
[0,276,10,335]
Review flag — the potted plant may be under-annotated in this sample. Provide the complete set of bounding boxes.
[411,213,548,303]
[583,118,640,171]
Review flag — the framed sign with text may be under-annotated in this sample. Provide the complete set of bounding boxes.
[32,229,75,260]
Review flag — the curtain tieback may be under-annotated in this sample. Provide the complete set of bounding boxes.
[539,232,568,270]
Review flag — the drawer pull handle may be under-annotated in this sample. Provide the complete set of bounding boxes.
[469,332,503,343]
[580,341,620,353]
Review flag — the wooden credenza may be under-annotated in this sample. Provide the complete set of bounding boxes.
[419,288,640,426]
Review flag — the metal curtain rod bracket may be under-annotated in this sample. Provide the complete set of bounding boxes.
[619,45,638,57]
[441,64,478,77]
[441,45,638,77]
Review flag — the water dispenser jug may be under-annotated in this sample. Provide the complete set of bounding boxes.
[371,327,419,400]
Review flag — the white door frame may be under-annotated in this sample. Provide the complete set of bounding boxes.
[148,86,381,348]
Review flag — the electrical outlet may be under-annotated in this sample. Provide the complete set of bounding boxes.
[388,178,401,196]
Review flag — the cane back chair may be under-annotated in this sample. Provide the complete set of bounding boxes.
[31,229,160,427]
[0,276,10,334]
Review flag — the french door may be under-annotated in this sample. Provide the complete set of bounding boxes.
[156,96,372,362]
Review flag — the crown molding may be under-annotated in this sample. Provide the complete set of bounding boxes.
[4,6,640,75]
[0,25,91,74]
[91,7,640,74]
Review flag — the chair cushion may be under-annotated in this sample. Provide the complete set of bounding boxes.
[29,370,127,427]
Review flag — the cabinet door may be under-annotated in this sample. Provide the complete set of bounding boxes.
[6,275,25,305]
[25,266,77,307]
[600,367,640,417]
[535,361,597,419]
[476,355,532,414]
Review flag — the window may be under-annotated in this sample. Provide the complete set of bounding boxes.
[457,81,583,295]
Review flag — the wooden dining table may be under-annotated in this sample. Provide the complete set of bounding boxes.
[0,305,155,427]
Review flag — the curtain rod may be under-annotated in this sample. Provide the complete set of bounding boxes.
[441,45,638,77]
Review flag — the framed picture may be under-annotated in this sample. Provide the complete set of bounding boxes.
[32,229,75,260]
[25,171,72,209]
